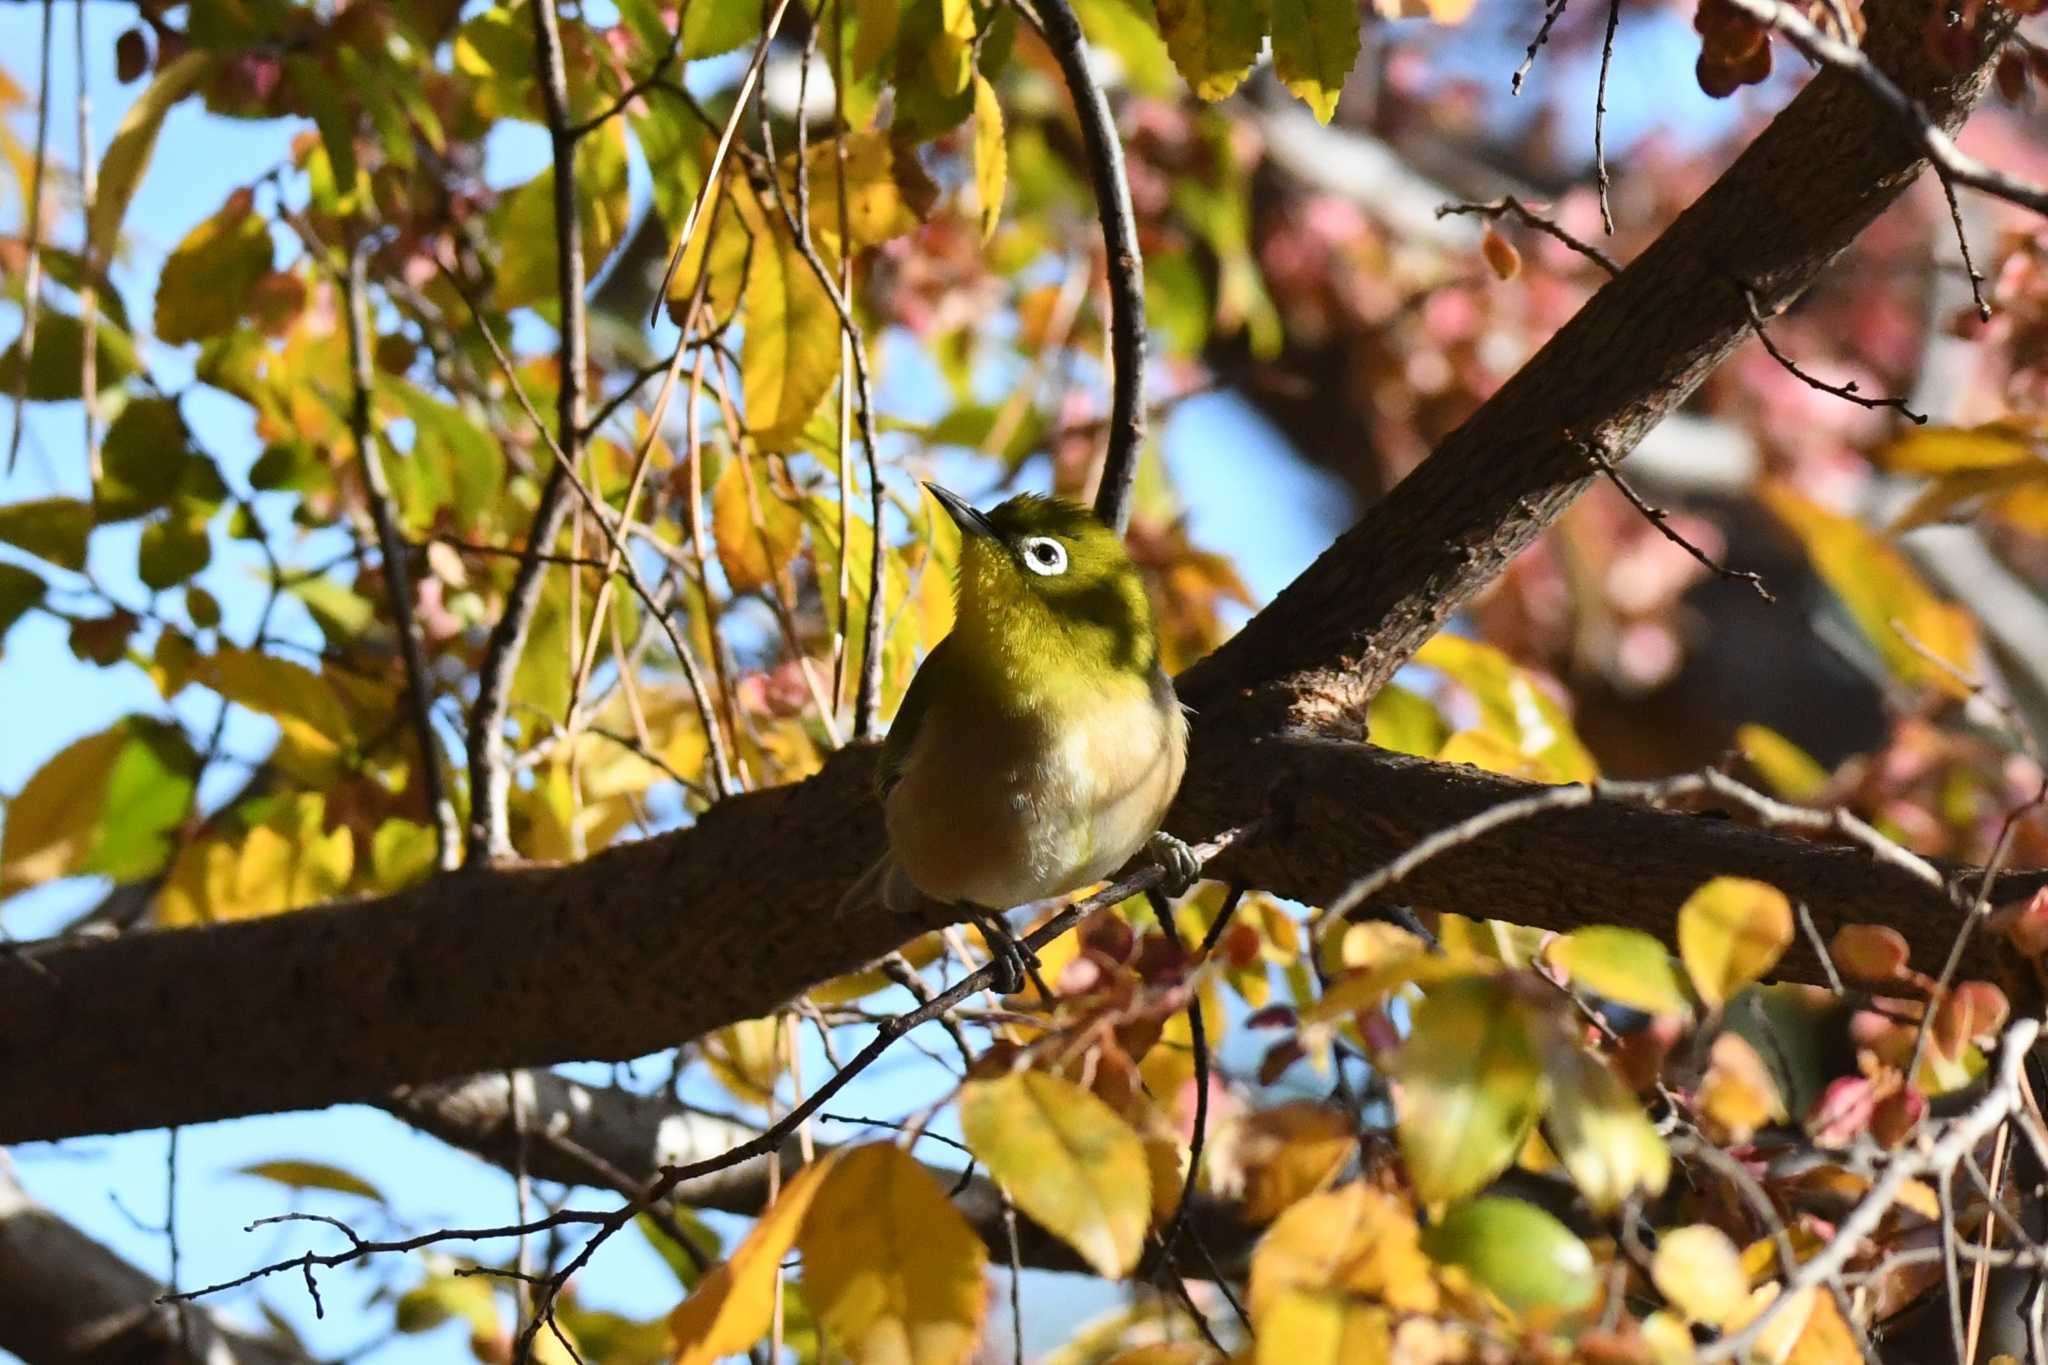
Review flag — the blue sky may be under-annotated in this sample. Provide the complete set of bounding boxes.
[0,0,1728,1357]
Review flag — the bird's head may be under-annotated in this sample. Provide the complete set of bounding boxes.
[923,483,1158,685]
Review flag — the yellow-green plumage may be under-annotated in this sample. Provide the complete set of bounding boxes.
[849,488,1189,923]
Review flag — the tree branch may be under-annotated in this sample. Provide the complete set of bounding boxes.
[1176,0,2011,729]
[1013,0,1148,533]
[463,0,591,862]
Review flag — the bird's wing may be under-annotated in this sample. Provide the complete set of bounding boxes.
[874,636,950,800]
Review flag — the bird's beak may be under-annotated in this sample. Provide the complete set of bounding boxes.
[923,482,997,540]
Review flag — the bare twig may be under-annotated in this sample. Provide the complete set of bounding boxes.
[1939,172,1993,322]
[7,0,54,476]
[1437,196,1623,276]
[463,0,594,862]
[1738,283,1927,423]
[1156,884,1246,1274]
[1593,0,1621,234]
[75,0,99,476]
[1579,437,1775,601]
[1513,0,1570,94]
[1010,0,1148,535]
[346,241,459,868]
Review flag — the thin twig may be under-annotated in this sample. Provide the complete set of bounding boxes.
[1738,283,1927,423]
[1156,885,1246,1273]
[75,0,98,476]
[1578,437,1775,601]
[7,0,54,476]
[1437,196,1623,276]
[1513,0,1570,94]
[462,0,593,862]
[567,13,685,140]
[346,241,459,868]
[1009,0,1148,535]
[1593,0,1621,235]
[1939,172,1993,322]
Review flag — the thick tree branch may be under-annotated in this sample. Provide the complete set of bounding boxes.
[5,734,2038,1144]
[1177,0,2010,728]
[0,1156,309,1365]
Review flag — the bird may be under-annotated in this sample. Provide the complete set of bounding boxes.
[839,483,1201,993]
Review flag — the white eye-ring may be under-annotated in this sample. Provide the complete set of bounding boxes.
[1020,536,1068,576]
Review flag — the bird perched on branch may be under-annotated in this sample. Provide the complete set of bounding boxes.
[840,484,1199,992]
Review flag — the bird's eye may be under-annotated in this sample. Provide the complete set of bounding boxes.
[1021,536,1068,576]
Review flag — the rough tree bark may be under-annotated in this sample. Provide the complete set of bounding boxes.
[0,0,2033,1149]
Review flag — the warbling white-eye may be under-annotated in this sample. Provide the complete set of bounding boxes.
[840,484,1199,992]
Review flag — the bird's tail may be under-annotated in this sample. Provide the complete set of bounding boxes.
[835,855,923,919]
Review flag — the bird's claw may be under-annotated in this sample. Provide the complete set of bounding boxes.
[1147,832,1202,898]
[972,909,1039,997]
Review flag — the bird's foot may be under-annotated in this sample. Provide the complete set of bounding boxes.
[1147,832,1202,898]
[970,908,1040,997]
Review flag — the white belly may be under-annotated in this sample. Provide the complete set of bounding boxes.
[884,680,1187,909]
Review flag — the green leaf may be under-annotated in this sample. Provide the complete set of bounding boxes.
[84,721,198,883]
[0,498,93,571]
[959,1069,1151,1277]
[1365,683,1448,758]
[370,818,438,889]
[489,118,632,311]
[138,514,212,591]
[1155,0,1264,101]
[1390,975,1547,1203]
[637,1209,724,1291]
[1544,926,1691,1016]
[1420,1197,1597,1315]
[1269,0,1359,123]
[236,1158,386,1204]
[1543,1046,1670,1215]
[156,189,275,344]
[0,562,45,650]
[90,50,215,259]
[1677,876,1793,1008]
[396,1268,499,1334]
[388,385,505,531]
[682,0,765,57]
[98,398,194,521]
[0,310,140,402]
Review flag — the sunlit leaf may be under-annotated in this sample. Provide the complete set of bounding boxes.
[156,188,274,344]
[1218,1101,1356,1223]
[1155,0,1264,101]
[971,74,1006,240]
[1415,633,1596,783]
[1,726,128,896]
[1760,482,1977,699]
[782,131,937,254]
[1878,421,2040,473]
[1389,975,1548,1203]
[396,1265,500,1335]
[737,189,841,450]
[1545,926,1691,1016]
[196,646,354,777]
[84,721,198,883]
[1254,1292,1391,1364]
[1736,723,1830,803]
[1543,1046,1670,1214]
[681,0,766,59]
[490,118,632,311]
[218,793,353,918]
[1248,1182,1439,1319]
[1421,1196,1597,1315]
[237,1159,386,1204]
[1678,876,1793,1008]
[0,497,93,571]
[703,1017,783,1106]
[960,1069,1150,1278]
[1270,0,1359,123]
[797,1143,988,1364]
[1651,1224,1747,1327]
[711,454,804,595]
[371,818,439,889]
[1364,683,1447,758]
[669,1154,837,1365]
[90,50,215,259]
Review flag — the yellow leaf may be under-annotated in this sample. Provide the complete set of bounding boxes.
[737,190,841,450]
[1695,1031,1788,1145]
[1678,877,1793,1008]
[1269,0,1360,124]
[711,454,804,594]
[1248,1182,1439,1318]
[932,0,974,95]
[786,131,936,253]
[971,75,1006,242]
[1877,420,2041,473]
[1103,1347,1222,1365]
[220,793,353,918]
[156,834,237,927]
[1389,976,1548,1203]
[670,1154,838,1365]
[1736,724,1830,803]
[1214,1102,1355,1223]
[1544,1047,1670,1214]
[704,1017,783,1106]
[90,51,215,258]
[1156,0,1265,101]
[1363,683,1447,759]
[664,168,752,326]
[1760,482,1977,698]
[1373,0,1477,19]
[156,189,274,344]
[1,727,128,895]
[1415,633,1596,783]
[1651,1225,1749,1328]
[797,1143,988,1365]
[1254,1292,1391,1365]
[195,647,354,777]
[960,1070,1150,1277]
[1544,926,1692,1016]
